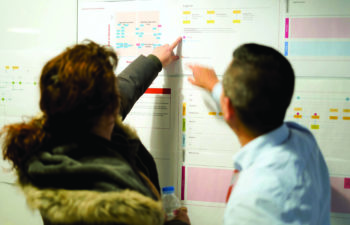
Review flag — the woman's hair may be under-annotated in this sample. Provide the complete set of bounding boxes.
[2,41,120,171]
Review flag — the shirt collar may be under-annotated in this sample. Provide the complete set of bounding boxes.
[233,123,290,171]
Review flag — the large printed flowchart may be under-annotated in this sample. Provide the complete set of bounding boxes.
[77,1,350,224]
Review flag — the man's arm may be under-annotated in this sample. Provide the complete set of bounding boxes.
[117,37,182,119]
[188,65,222,107]
[224,191,283,225]
[187,65,219,92]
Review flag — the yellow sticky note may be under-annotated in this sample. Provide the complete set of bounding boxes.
[311,124,320,130]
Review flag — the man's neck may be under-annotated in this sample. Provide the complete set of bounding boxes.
[232,123,257,147]
[237,133,255,147]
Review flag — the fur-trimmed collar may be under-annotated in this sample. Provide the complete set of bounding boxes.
[115,115,139,140]
[22,185,164,225]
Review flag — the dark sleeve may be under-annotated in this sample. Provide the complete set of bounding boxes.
[135,144,161,193]
[117,54,162,119]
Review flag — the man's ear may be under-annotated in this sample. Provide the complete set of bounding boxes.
[221,95,235,122]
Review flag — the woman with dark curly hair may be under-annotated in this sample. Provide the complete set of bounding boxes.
[1,37,190,225]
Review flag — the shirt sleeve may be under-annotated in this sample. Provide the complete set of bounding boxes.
[211,82,223,108]
[224,192,283,225]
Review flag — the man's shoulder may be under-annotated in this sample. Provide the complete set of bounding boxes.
[284,121,318,146]
[285,121,312,136]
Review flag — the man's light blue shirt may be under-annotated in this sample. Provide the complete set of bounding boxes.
[212,81,223,108]
[211,83,331,225]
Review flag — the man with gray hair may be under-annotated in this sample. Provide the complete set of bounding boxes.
[188,43,331,225]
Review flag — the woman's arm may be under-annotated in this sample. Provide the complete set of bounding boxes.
[117,37,182,119]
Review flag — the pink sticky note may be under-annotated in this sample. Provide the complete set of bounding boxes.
[344,178,350,189]
[330,177,350,214]
[181,166,185,200]
[285,18,289,38]
[290,18,350,38]
[186,167,232,203]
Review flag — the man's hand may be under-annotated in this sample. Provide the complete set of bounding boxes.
[151,37,182,68]
[188,65,219,92]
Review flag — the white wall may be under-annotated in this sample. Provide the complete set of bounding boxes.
[0,1,77,223]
